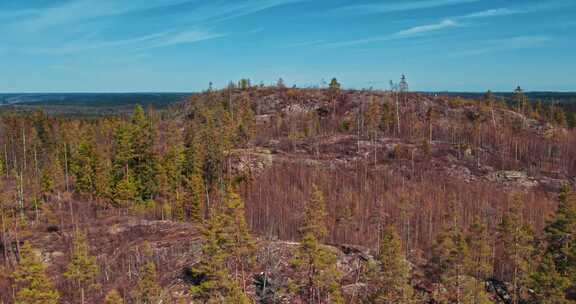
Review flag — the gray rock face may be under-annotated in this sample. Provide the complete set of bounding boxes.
[486,170,538,188]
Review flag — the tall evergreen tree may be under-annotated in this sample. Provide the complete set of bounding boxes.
[185,172,205,223]
[367,225,415,303]
[161,123,185,194]
[222,186,256,289]
[134,243,161,304]
[291,184,343,303]
[497,194,534,304]
[467,217,494,304]
[73,130,110,201]
[545,186,576,271]
[64,230,100,304]
[157,122,186,219]
[112,122,134,180]
[12,241,60,304]
[130,105,157,200]
[183,121,207,222]
[534,185,576,302]
[530,254,572,304]
[513,86,530,114]
[113,169,138,206]
[201,108,225,187]
[302,184,328,240]
[236,95,255,147]
[73,130,97,197]
[427,200,485,303]
[184,121,205,178]
[40,165,55,201]
[190,197,250,303]
[329,78,341,92]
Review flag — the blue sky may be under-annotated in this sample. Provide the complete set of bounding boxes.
[0,0,575,92]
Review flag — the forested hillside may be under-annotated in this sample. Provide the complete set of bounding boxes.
[0,80,575,303]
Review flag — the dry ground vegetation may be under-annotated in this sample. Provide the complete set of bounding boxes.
[0,79,575,303]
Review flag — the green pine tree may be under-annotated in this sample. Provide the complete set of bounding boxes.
[130,105,158,200]
[172,190,185,222]
[302,184,328,240]
[235,95,255,147]
[530,254,572,304]
[40,165,55,201]
[367,225,415,303]
[544,185,576,276]
[73,130,110,200]
[533,185,576,303]
[190,203,250,303]
[113,170,138,206]
[497,194,534,304]
[184,121,205,178]
[73,130,98,197]
[161,123,185,194]
[329,78,341,92]
[185,172,205,223]
[466,217,494,304]
[183,122,206,222]
[12,241,60,304]
[221,186,256,289]
[291,184,343,303]
[64,230,100,304]
[513,86,530,114]
[113,122,134,180]
[134,243,161,304]
[428,199,479,303]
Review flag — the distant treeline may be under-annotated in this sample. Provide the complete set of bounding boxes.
[0,92,190,107]
[435,91,576,106]
[0,93,192,117]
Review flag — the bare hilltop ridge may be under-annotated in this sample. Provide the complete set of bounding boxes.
[1,81,575,303]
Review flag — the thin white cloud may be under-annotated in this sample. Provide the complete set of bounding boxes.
[456,36,551,56]
[323,19,459,48]
[33,29,223,55]
[332,0,479,15]
[282,40,327,48]
[321,36,391,48]
[3,0,304,55]
[10,0,193,31]
[144,30,224,48]
[94,53,151,65]
[397,19,458,36]
[456,0,576,21]
[322,0,570,49]
[462,8,519,19]
[188,0,307,24]
[4,0,306,32]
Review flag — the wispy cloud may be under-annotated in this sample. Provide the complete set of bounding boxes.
[456,36,551,56]
[10,0,193,31]
[33,29,224,55]
[461,8,519,19]
[322,19,459,48]
[331,0,479,15]
[456,0,576,21]
[282,40,327,48]
[2,0,304,55]
[323,0,570,49]
[145,30,224,49]
[397,19,458,36]
[164,0,308,25]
